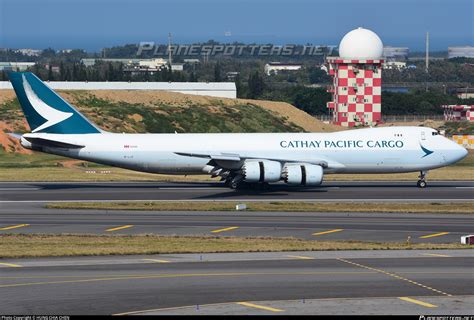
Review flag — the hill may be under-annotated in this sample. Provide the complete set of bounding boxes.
[0,89,342,153]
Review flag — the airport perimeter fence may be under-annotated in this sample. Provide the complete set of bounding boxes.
[314,114,445,122]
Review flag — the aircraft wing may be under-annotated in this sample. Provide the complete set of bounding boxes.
[174,151,339,169]
[175,152,241,162]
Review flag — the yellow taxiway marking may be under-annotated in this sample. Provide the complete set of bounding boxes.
[312,229,343,236]
[0,271,375,289]
[106,225,134,232]
[0,224,30,231]
[286,255,315,260]
[399,297,437,308]
[0,263,22,268]
[236,302,284,312]
[421,253,451,258]
[211,226,239,233]
[142,259,171,263]
[419,232,450,239]
[337,258,451,297]
[114,295,465,315]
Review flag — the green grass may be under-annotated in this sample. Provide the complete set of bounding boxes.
[0,98,23,122]
[442,121,474,136]
[0,234,469,258]
[73,95,304,134]
[46,201,474,214]
[1,93,305,137]
[0,152,68,168]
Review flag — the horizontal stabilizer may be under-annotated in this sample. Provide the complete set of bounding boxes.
[23,137,85,149]
[7,133,22,140]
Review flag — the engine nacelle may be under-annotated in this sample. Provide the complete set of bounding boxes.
[241,160,282,183]
[282,164,324,186]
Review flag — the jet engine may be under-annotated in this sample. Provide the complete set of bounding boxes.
[241,160,282,183]
[282,164,324,186]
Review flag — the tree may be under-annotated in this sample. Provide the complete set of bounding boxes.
[235,73,243,97]
[107,63,114,81]
[214,62,222,82]
[308,67,331,84]
[247,71,265,99]
[289,87,331,115]
[72,63,78,81]
[59,61,65,81]
[47,64,53,81]
[188,71,197,82]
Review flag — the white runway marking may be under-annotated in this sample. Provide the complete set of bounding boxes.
[0,198,473,203]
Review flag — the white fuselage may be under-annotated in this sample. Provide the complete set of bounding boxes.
[22,126,468,176]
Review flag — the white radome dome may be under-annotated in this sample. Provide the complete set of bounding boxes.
[338,27,383,59]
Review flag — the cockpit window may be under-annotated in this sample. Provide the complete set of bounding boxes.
[432,131,439,136]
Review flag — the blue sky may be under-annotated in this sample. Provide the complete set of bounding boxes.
[0,0,472,51]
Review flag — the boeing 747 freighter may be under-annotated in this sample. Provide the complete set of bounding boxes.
[7,72,468,189]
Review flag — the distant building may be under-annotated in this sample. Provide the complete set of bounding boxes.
[327,27,384,127]
[81,58,142,67]
[183,59,200,64]
[226,71,240,81]
[138,58,168,69]
[383,46,409,61]
[383,61,406,69]
[14,49,42,57]
[264,62,303,75]
[448,46,474,59]
[454,88,474,99]
[171,63,184,71]
[44,64,61,73]
[0,81,237,99]
[81,58,96,67]
[0,62,35,72]
[442,105,474,122]
[82,58,184,74]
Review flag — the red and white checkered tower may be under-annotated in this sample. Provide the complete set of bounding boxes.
[327,27,384,127]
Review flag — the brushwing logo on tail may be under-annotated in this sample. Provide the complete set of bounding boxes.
[22,75,73,133]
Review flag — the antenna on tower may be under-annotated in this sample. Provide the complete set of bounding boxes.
[425,31,429,73]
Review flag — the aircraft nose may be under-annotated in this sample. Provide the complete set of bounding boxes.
[452,143,468,162]
[459,146,468,159]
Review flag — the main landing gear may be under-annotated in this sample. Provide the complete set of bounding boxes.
[224,175,269,190]
[225,175,244,189]
[417,171,428,188]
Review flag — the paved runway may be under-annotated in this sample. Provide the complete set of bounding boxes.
[0,250,472,314]
[0,203,472,242]
[0,180,473,202]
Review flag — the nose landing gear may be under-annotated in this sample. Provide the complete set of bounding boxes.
[417,171,428,188]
